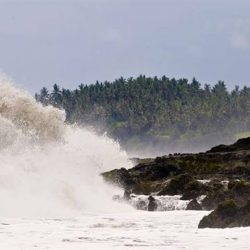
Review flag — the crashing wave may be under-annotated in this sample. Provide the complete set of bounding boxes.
[0,73,132,217]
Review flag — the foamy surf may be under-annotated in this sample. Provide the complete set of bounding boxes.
[0,74,132,217]
[0,211,249,250]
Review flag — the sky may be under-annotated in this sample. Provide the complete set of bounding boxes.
[0,0,250,93]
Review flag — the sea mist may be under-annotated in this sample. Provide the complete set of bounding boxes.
[0,75,132,217]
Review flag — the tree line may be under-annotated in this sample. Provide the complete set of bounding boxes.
[35,75,250,154]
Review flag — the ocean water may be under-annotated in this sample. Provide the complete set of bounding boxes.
[0,211,249,250]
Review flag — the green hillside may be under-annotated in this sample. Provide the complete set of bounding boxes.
[36,76,250,154]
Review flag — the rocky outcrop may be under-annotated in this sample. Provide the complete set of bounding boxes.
[102,168,135,190]
[201,180,250,210]
[158,174,193,195]
[198,199,250,228]
[102,137,250,228]
[186,199,202,210]
[208,137,250,153]
[103,138,250,192]
[102,158,182,194]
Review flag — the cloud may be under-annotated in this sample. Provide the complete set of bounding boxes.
[230,33,249,49]
[213,17,250,49]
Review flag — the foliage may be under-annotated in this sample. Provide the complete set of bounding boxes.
[35,76,250,152]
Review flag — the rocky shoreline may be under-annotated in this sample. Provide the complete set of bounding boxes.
[102,137,250,228]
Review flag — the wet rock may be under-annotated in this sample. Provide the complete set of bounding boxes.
[102,136,250,213]
[130,159,182,183]
[198,199,250,228]
[186,199,202,210]
[208,137,250,153]
[202,180,250,210]
[158,174,194,196]
[123,190,131,200]
[148,196,157,211]
[181,180,209,200]
[208,179,225,191]
[103,158,182,194]
[201,190,227,210]
[102,168,135,189]
[131,180,167,195]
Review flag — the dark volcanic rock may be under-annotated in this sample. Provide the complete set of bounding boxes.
[103,140,250,192]
[148,196,157,211]
[198,199,250,228]
[158,174,194,195]
[102,157,182,194]
[208,137,250,153]
[102,136,250,228]
[183,179,225,202]
[201,189,227,210]
[130,158,182,182]
[123,190,131,200]
[157,174,209,200]
[102,168,135,189]
[186,199,202,210]
[202,180,250,210]
[181,180,209,200]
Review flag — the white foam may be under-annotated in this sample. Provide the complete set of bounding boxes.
[0,211,249,250]
[0,74,133,217]
[129,194,190,211]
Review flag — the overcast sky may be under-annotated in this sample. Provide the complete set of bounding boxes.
[0,0,250,93]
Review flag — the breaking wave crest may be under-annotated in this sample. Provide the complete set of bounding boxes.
[0,75,65,147]
[0,75,132,217]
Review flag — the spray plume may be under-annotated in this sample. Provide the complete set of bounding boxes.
[0,74,132,217]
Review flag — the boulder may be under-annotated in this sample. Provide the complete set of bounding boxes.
[202,180,250,210]
[123,190,131,200]
[130,159,182,182]
[181,180,209,200]
[158,174,194,196]
[148,196,157,211]
[102,168,135,189]
[198,199,250,228]
[186,199,202,210]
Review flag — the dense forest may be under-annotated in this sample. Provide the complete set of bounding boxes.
[35,76,250,155]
